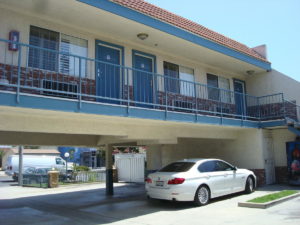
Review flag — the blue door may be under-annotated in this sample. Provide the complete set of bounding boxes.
[234,80,246,116]
[133,53,154,108]
[96,44,122,104]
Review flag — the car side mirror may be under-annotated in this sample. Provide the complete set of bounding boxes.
[233,166,237,171]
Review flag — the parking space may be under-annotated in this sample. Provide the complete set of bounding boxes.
[1,169,300,225]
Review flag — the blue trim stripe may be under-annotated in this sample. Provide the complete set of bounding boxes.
[260,120,286,128]
[288,126,300,136]
[0,92,263,128]
[78,0,271,70]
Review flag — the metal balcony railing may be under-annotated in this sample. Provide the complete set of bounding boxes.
[0,38,299,123]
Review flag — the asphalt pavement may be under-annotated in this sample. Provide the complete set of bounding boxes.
[0,171,300,225]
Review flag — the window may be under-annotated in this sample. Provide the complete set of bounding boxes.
[164,61,194,96]
[29,26,59,71]
[60,34,87,76]
[180,66,195,96]
[207,74,231,103]
[219,77,231,103]
[215,161,234,171]
[55,158,65,165]
[198,161,216,173]
[159,162,195,172]
[207,74,219,101]
[164,62,179,93]
[28,26,88,77]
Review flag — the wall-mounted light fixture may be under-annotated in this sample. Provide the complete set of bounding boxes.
[137,33,149,40]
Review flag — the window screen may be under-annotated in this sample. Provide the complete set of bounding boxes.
[164,61,179,93]
[164,61,194,96]
[60,34,88,77]
[219,77,231,103]
[28,26,59,71]
[207,73,219,101]
[179,66,194,97]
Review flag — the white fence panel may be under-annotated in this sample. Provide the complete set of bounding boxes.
[115,153,145,182]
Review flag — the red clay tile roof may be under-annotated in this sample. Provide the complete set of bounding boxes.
[110,0,269,63]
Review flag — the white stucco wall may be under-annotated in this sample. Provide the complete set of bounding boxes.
[246,69,300,103]
[0,6,246,92]
[271,129,297,167]
[148,128,265,170]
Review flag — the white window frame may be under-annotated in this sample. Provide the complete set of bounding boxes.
[207,73,231,103]
[28,26,88,77]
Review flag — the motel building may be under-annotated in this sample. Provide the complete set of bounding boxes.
[0,0,299,193]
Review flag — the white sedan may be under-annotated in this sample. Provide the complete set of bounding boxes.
[145,158,256,206]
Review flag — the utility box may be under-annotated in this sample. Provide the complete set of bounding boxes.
[48,171,59,188]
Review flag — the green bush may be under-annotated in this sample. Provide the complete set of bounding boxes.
[73,165,90,171]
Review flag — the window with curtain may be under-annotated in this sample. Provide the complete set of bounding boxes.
[207,73,219,101]
[219,77,231,103]
[164,61,179,93]
[164,61,194,96]
[28,26,59,71]
[60,34,88,77]
[179,66,194,96]
[28,26,88,77]
[207,73,231,102]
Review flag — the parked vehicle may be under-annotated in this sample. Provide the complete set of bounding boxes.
[145,158,256,206]
[5,155,66,177]
[12,166,53,181]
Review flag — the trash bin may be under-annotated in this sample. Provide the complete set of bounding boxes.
[48,171,59,188]
[113,167,118,183]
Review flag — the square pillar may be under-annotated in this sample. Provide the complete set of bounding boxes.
[18,146,23,186]
[105,144,114,195]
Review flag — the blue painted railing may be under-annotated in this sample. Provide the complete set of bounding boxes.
[0,38,299,123]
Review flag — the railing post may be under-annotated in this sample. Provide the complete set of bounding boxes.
[257,96,261,122]
[219,89,223,124]
[153,73,157,109]
[16,45,22,103]
[282,93,286,119]
[165,76,168,120]
[78,57,82,110]
[297,105,300,122]
[240,92,244,126]
[127,68,130,116]
[194,82,198,122]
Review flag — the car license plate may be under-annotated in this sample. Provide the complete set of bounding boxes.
[156,181,164,187]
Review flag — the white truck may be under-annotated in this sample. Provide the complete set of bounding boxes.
[5,155,67,177]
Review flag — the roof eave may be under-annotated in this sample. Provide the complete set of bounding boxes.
[78,0,271,71]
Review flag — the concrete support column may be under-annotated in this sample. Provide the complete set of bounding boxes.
[105,144,113,196]
[146,145,162,172]
[18,146,23,186]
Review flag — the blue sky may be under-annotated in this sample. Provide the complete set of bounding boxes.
[147,0,300,82]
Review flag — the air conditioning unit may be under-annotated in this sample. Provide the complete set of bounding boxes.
[41,79,78,99]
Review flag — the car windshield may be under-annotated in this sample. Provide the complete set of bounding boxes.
[159,162,195,172]
[36,168,52,174]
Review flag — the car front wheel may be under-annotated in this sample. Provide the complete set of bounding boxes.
[245,176,254,194]
[194,185,210,206]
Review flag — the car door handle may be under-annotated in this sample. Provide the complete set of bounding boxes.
[204,175,211,179]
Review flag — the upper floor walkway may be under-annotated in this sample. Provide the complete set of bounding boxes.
[0,39,299,129]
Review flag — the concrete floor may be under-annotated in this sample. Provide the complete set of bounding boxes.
[0,171,300,225]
